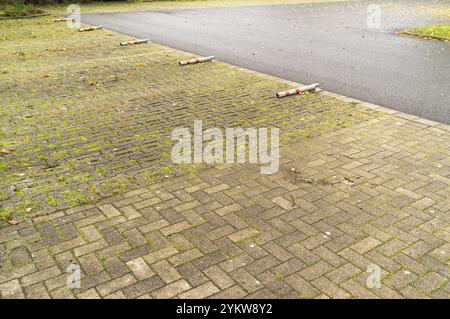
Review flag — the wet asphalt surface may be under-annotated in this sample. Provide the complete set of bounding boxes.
[83,0,450,124]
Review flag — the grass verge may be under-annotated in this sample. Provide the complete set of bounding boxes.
[0,3,44,18]
[41,0,352,15]
[403,24,450,41]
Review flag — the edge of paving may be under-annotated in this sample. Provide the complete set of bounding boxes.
[214,59,450,131]
[93,23,450,132]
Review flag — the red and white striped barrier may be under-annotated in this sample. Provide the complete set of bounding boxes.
[179,56,215,66]
[276,83,320,98]
[78,26,103,32]
[120,39,150,46]
[53,17,75,22]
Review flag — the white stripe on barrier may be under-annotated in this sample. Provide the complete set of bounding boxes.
[276,83,320,98]
[78,26,103,32]
[179,56,215,66]
[120,39,150,46]
[54,18,74,22]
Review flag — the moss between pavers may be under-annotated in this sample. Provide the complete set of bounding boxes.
[0,15,380,222]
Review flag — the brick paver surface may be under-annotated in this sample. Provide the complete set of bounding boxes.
[0,17,375,218]
[0,12,449,299]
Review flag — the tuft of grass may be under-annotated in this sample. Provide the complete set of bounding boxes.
[45,196,58,207]
[275,273,285,281]
[0,207,12,221]
[403,24,450,41]
[0,3,44,18]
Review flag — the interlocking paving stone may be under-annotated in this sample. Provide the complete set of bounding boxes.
[0,13,449,300]
[0,279,24,299]
[152,279,192,299]
[179,281,220,299]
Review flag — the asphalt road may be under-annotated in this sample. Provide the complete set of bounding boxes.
[83,0,450,124]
